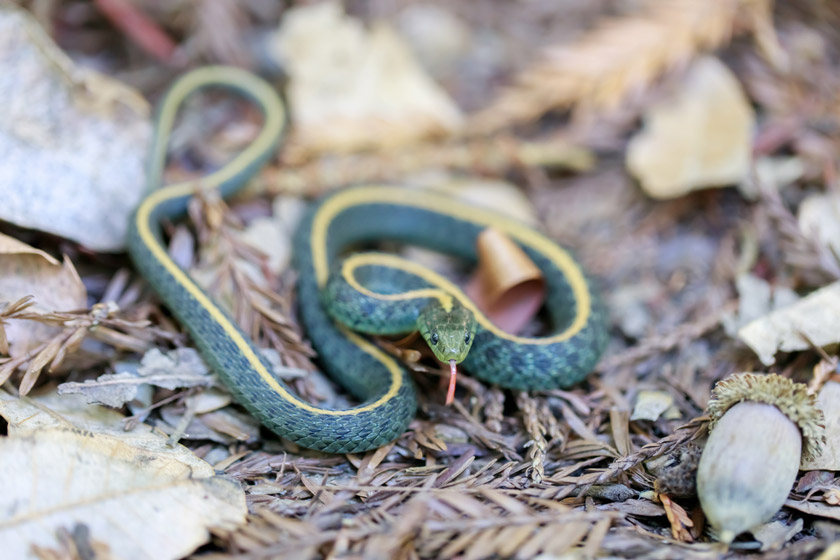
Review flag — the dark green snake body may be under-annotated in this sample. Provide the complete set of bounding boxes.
[128,66,608,453]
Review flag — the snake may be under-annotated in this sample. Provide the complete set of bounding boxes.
[127,66,608,454]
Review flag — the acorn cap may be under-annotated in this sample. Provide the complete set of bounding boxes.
[707,373,825,462]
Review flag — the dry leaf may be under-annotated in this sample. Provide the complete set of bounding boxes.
[467,0,743,134]
[159,404,260,444]
[270,1,462,156]
[739,156,805,199]
[738,282,840,365]
[0,233,86,357]
[660,494,694,542]
[424,177,539,226]
[752,519,804,552]
[722,273,799,337]
[466,228,545,335]
[233,195,306,277]
[396,4,470,77]
[631,390,676,422]
[0,387,214,475]
[57,348,214,408]
[626,56,755,199]
[784,499,840,522]
[802,381,840,471]
[798,192,840,255]
[0,3,150,251]
[236,201,297,276]
[0,428,245,560]
[825,489,840,506]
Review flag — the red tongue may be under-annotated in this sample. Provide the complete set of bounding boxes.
[446,359,457,405]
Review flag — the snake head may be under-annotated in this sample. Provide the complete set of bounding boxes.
[417,299,477,364]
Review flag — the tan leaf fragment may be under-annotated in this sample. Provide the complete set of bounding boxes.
[270,1,462,156]
[0,429,245,560]
[738,282,840,365]
[0,233,86,358]
[626,56,755,199]
[631,390,677,422]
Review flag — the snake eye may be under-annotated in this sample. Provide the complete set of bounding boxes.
[464,333,471,344]
[430,332,439,345]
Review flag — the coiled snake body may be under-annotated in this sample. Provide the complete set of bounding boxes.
[127,67,608,453]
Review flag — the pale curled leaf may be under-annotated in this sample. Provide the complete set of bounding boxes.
[0,429,246,560]
[137,347,211,379]
[57,371,142,407]
[738,282,840,365]
[631,390,677,422]
[57,347,214,407]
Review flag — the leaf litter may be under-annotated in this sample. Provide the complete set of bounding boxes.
[4,0,840,559]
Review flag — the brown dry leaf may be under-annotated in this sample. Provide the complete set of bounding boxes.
[0,233,86,357]
[738,282,840,365]
[0,428,245,560]
[0,2,150,251]
[626,56,755,198]
[270,1,462,157]
[466,228,545,335]
[467,0,744,134]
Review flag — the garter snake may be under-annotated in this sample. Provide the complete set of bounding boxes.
[128,66,608,453]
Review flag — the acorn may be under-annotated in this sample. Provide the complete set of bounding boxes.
[697,373,825,544]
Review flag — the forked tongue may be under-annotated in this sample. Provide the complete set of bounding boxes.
[446,359,457,405]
